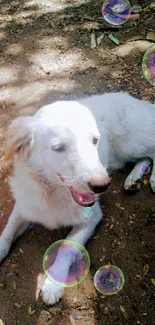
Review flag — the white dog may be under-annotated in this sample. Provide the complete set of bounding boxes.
[0,92,155,305]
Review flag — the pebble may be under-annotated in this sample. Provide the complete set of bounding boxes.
[104,306,109,315]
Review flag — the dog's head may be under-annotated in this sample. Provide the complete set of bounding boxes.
[5,101,111,207]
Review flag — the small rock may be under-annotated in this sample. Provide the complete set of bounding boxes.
[104,306,109,315]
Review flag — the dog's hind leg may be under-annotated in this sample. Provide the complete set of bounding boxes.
[0,204,30,263]
[124,158,152,191]
[41,201,103,305]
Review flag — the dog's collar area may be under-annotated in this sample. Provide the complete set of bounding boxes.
[83,207,92,217]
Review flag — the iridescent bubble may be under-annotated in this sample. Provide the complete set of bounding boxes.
[0,210,3,219]
[102,0,131,26]
[43,239,90,287]
[72,312,78,320]
[142,44,155,86]
[140,165,150,175]
[94,265,125,295]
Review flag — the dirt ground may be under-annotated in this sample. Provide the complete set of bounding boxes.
[0,0,155,324]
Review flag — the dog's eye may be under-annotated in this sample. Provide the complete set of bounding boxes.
[93,137,99,145]
[52,145,66,152]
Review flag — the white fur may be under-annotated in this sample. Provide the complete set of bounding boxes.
[0,92,155,305]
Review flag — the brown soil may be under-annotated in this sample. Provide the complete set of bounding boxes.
[0,0,155,324]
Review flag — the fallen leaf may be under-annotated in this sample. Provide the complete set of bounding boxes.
[97,34,104,46]
[146,31,155,42]
[108,33,119,45]
[12,280,16,290]
[143,264,149,275]
[151,278,155,285]
[28,305,32,315]
[115,202,121,208]
[121,239,126,248]
[14,303,21,308]
[113,190,120,194]
[120,305,129,320]
[69,315,76,325]
[91,32,97,50]
[29,310,36,316]
[120,305,125,313]
[143,179,149,185]
[11,264,18,269]
[99,255,105,262]
[0,319,5,325]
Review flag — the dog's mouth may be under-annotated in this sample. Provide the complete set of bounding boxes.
[58,174,96,207]
[69,188,95,207]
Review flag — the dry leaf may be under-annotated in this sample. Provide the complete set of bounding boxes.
[13,280,16,290]
[0,319,5,325]
[69,315,76,325]
[146,32,155,42]
[99,255,105,262]
[143,179,149,185]
[97,34,104,46]
[28,305,32,315]
[108,33,119,45]
[115,202,121,208]
[151,278,155,285]
[10,264,18,269]
[14,303,21,308]
[90,32,97,50]
[29,310,36,316]
[143,264,149,275]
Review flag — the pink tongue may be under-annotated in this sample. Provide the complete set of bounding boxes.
[70,189,95,207]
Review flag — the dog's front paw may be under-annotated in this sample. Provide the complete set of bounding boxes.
[41,277,64,305]
[150,175,155,192]
[0,238,11,263]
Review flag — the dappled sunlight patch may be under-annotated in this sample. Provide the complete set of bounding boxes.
[0,66,18,86]
[115,40,152,57]
[36,0,90,13]
[29,50,90,74]
[5,43,23,56]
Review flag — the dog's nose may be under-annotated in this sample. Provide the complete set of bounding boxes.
[88,175,111,194]
[88,178,111,194]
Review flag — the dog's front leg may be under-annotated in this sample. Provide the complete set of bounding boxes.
[0,204,30,263]
[41,201,103,305]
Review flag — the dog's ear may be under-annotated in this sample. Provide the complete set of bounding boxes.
[4,116,34,161]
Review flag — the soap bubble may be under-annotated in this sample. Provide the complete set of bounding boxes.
[94,265,125,295]
[142,44,155,86]
[43,239,90,287]
[140,165,150,175]
[102,0,131,25]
